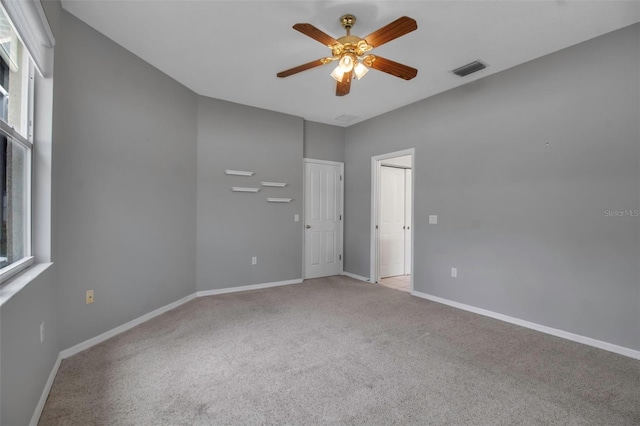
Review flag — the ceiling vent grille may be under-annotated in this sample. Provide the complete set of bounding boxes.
[452,60,487,77]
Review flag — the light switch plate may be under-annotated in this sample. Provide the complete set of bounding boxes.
[429,215,438,224]
[451,267,457,278]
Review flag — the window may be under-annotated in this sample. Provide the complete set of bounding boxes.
[0,5,34,283]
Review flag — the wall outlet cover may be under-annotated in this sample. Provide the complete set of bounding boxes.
[429,215,438,224]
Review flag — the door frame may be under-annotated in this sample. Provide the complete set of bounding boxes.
[370,149,415,290]
[302,158,344,279]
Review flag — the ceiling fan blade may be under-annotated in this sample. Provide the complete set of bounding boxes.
[364,16,417,48]
[336,71,352,96]
[369,56,417,80]
[293,23,340,47]
[277,59,328,78]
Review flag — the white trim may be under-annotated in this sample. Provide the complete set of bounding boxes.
[0,256,34,285]
[0,118,33,149]
[302,158,343,166]
[340,271,370,282]
[261,182,287,187]
[411,290,640,360]
[370,148,415,293]
[32,68,53,263]
[59,293,196,359]
[196,278,302,297]
[0,0,55,77]
[29,353,62,426]
[231,187,260,192]
[302,158,344,280]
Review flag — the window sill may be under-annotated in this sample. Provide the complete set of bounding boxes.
[0,262,53,307]
[0,256,35,284]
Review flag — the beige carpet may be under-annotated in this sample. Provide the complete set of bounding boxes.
[40,276,640,425]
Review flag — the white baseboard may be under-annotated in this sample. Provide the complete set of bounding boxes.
[37,280,303,425]
[341,271,370,282]
[36,280,637,425]
[196,278,303,297]
[29,353,62,426]
[60,279,303,360]
[59,293,196,359]
[411,290,640,360]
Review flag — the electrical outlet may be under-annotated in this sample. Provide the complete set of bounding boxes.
[429,215,438,224]
[40,321,45,343]
[451,267,458,278]
[294,214,299,222]
[252,257,257,265]
[86,290,94,304]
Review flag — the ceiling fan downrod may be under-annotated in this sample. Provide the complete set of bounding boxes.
[340,14,356,35]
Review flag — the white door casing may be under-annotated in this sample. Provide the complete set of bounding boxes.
[379,166,406,278]
[404,169,412,275]
[304,159,343,279]
[371,148,414,288]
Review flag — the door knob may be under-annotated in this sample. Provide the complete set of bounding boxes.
[306,225,311,229]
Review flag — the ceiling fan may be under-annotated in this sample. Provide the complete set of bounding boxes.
[277,14,418,96]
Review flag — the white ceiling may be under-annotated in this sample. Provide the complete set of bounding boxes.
[61,1,639,127]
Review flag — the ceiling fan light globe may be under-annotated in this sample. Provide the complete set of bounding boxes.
[330,66,345,82]
[354,62,369,80]
[338,55,355,72]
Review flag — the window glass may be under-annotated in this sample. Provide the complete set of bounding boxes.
[0,133,28,269]
[0,8,29,138]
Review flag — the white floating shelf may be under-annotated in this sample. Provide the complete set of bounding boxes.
[225,170,254,176]
[261,182,287,187]
[267,198,292,203]
[232,187,260,193]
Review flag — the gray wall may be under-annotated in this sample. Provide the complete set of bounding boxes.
[303,121,345,163]
[197,97,304,291]
[1,266,58,426]
[45,1,198,349]
[344,24,640,350]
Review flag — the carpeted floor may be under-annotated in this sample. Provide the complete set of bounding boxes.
[40,276,640,425]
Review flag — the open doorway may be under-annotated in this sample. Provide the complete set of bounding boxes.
[371,149,414,293]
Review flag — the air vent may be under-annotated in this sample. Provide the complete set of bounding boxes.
[334,114,359,123]
[452,60,487,77]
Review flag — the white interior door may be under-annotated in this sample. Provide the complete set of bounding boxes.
[379,166,406,278]
[304,161,342,279]
[404,169,412,275]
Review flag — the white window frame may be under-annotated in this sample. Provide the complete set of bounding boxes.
[0,121,35,284]
[0,37,36,284]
